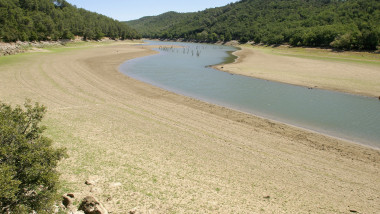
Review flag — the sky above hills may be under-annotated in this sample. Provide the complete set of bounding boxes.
[65,0,239,21]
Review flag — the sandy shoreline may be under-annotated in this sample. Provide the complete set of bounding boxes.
[0,42,379,213]
[214,46,380,98]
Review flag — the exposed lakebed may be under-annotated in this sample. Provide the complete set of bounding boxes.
[120,40,380,148]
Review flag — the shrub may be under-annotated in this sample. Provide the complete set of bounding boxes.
[330,33,353,50]
[0,100,67,213]
[239,36,248,44]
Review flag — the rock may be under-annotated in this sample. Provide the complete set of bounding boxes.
[85,180,96,186]
[349,209,358,213]
[62,193,75,208]
[78,196,108,214]
[0,41,65,56]
[129,207,139,214]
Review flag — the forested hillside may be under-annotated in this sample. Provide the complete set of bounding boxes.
[0,0,140,42]
[127,0,380,50]
[125,11,194,38]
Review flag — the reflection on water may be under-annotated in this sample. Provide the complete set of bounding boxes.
[120,40,380,148]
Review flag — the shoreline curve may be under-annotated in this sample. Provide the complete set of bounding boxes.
[213,46,380,98]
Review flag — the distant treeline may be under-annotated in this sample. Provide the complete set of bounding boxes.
[126,0,380,50]
[0,0,141,42]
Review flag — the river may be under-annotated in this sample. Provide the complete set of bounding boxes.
[120,40,380,149]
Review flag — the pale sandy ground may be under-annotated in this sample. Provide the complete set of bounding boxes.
[0,42,379,213]
[215,46,380,97]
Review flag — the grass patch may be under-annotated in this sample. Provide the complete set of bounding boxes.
[152,176,158,183]
[0,40,141,62]
[43,41,103,53]
[0,52,36,66]
[223,49,240,64]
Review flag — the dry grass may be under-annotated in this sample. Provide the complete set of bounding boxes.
[0,41,379,213]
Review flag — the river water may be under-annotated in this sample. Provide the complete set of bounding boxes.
[120,40,380,148]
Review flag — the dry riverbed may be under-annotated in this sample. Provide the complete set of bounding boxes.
[0,41,379,213]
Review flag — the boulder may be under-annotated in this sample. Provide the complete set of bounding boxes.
[78,196,108,214]
[62,193,75,208]
[67,193,75,198]
[85,180,96,186]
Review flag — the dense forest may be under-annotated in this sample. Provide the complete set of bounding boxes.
[0,0,140,42]
[127,0,380,50]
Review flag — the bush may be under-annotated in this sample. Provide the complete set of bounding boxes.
[62,29,75,40]
[239,36,248,44]
[330,33,353,50]
[0,100,67,213]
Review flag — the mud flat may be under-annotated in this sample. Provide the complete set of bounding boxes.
[0,41,379,213]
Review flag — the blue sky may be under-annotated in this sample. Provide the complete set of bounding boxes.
[65,0,239,21]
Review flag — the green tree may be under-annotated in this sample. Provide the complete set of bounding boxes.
[219,34,225,42]
[94,28,104,40]
[208,32,218,42]
[62,29,74,40]
[0,0,139,42]
[224,32,232,42]
[126,0,380,50]
[239,36,248,44]
[330,33,354,50]
[358,27,380,50]
[0,100,67,213]
[83,28,95,41]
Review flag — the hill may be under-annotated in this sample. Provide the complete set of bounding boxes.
[126,0,380,50]
[125,11,194,38]
[0,0,140,42]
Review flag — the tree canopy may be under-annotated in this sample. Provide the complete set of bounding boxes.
[0,0,141,42]
[126,0,380,50]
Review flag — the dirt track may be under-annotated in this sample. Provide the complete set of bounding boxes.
[0,42,379,213]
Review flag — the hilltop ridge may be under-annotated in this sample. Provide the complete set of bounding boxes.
[0,0,140,42]
[126,0,380,50]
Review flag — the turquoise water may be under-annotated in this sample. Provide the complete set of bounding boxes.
[120,40,380,148]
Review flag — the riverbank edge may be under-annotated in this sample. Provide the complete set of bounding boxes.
[119,43,380,158]
[134,41,379,150]
[212,45,380,98]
